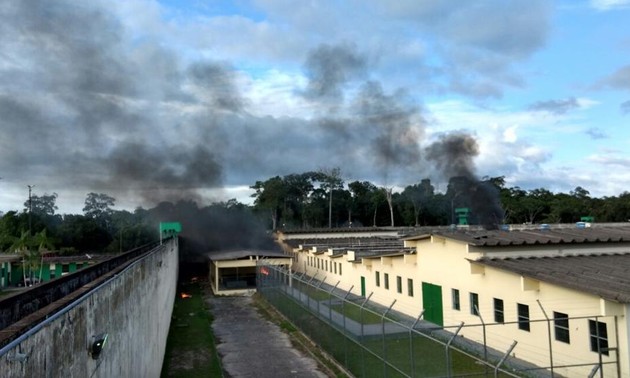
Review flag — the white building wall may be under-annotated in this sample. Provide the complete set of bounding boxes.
[286,235,629,377]
[410,236,627,377]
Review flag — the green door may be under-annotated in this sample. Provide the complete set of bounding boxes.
[422,282,443,326]
[360,276,366,297]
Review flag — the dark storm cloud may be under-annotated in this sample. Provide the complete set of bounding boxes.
[528,97,580,115]
[302,42,367,103]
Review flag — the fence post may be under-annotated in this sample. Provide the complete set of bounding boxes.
[360,293,373,341]
[381,300,397,378]
[409,310,424,378]
[494,341,518,378]
[474,305,488,364]
[445,322,464,378]
[536,300,554,377]
[328,281,340,321]
[306,273,318,310]
[342,285,354,369]
[315,277,326,317]
[360,293,373,378]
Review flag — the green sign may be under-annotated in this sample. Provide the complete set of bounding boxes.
[159,222,182,236]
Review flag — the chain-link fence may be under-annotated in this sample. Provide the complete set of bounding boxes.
[257,263,620,378]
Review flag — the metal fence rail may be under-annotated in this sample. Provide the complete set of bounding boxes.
[257,264,619,378]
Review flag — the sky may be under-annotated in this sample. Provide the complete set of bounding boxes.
[1,0,629,215]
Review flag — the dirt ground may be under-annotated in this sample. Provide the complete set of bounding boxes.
[206,293,334,378]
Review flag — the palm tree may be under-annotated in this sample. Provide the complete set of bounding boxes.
[8,230,32,286]
[7,229,54,286]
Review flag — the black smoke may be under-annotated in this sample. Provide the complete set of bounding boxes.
[148,200,277,262]
[426,133,504,229]
[0,2,503,231]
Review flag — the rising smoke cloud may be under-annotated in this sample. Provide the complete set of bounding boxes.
[0,1,503,232]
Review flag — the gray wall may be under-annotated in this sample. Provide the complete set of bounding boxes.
[0,238,178,378]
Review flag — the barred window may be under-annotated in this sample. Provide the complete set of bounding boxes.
[517,303,530,331]
[452,289,460,311]
[494,298,504,323]
[470,292,479,316]
[554,312,570,344]
[589,320,609,355]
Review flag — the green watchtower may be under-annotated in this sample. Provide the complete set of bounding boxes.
[455,208,470,225]
[159,222,182,244]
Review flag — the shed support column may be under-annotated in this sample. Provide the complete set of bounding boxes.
[215,264,220,293]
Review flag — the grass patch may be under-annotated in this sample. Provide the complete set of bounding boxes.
[160,282,222,378]
[298,283,333,301]
[260,287,515,378]
[329,303,384,324]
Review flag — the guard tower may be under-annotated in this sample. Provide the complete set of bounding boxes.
[159,222,182,244]
[455,208,470,225]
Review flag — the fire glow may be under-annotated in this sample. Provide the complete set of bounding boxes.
[180,293,192,299]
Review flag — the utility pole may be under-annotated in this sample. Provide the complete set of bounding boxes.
[27,184,35,235]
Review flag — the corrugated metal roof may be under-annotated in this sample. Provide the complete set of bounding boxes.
[476,253,630,303]
[207,250,290,261]
[434,226,630,247]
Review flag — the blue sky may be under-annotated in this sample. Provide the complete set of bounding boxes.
[0,0,629,214]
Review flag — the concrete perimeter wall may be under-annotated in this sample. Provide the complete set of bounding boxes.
[0,238,178,378]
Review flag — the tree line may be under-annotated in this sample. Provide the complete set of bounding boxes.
[2,172,629,258]
[250,171,630,229]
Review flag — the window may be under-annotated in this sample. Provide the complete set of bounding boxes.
[494,298,504,323]
[384,273,389,290]
[339,263,342,275]
[517,303,530,331]
[452,289,460,310]
[407,278,414,297]
[396,276,402,294]
[470,293,479,316]
[325,260,328,271]
[317,259,320,269]
[589,320,609,355]
[334,262,337,274]
[554,312,570,344]
[375,271,380,287]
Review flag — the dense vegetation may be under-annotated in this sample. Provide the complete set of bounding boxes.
[1,171,629,258]
[250,171,630,229]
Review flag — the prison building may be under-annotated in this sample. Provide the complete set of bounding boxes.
[278,225,630,377]
[208,250,292,296]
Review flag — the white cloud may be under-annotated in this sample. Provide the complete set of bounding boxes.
[590,0,630,10]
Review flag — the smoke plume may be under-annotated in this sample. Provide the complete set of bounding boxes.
[426,133,504,228]
[0,2,503,231]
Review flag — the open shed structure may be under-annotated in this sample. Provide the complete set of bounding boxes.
[208,250,292,296]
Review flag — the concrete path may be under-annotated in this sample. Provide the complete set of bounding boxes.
[207,295,329,378]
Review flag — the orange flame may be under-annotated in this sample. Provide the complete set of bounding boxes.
[180,293,192,299]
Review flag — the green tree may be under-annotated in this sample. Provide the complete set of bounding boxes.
[348,181,378,227]
[83,193,116,230]
[402,179,435,226]
[316,167,344,228]
[251,176,287,230]
[24,193,59,216]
